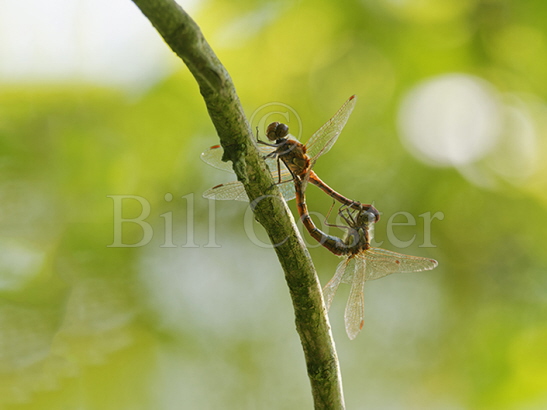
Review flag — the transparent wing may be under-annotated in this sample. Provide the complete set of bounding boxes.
[201,144,294,185]
[344,257,366,340]
[305,95,357,163]
[274,180,296,201]
[200,145,234,173]
[202,181,249,201]
[202,180,296,202]
[362,247,438,281]
[322,257,353,311]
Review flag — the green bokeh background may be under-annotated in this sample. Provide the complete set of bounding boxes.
[1,1,547,409]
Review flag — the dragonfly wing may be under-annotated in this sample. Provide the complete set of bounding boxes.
[323,258,355,311]
[264,155,294,185]
[344,257,366,340]
[203,180,296,202]
[201,144,281,174]
[202,181,249,201]
[305,95,357,163]
[200,145,234,173]
[322,258,354,311]
[202,143,294,196]
[275,180,296,201]
[364,247,438,281]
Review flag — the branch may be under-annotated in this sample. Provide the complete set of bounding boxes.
[131,1,345,407]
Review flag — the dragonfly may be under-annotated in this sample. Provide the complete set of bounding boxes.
[201,95,377,215]
[294,175,438,340]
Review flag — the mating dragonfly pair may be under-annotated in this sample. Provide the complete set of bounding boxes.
[201,95,438,340]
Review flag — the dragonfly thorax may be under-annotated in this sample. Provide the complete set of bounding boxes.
[275,139,309,177]
[342,224,370,254]
[339,208,376,254]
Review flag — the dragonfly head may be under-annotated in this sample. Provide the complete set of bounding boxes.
[355,210,377,227]
[266,122,289,141]
[362,205,380,223]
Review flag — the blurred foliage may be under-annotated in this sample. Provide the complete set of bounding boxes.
[1,0,547,408]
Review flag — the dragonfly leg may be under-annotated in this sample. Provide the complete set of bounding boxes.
[325,200,336,221]
[267,163,296,191]
[338,206,357,228]
[259,140,281,150]
[324,201,353,231]
[271,157,297,187]
[261,140,290,157]
[270,175,296,193]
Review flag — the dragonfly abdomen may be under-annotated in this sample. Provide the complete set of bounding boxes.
[308,171,380,221]
[295,177,356,256]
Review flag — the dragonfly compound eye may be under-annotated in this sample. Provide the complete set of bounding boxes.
[356,210,378,226]
[369,207,380,223]
[266,122,289,141]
